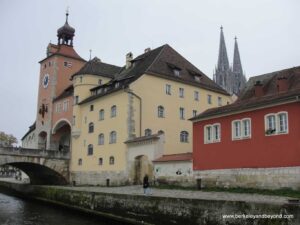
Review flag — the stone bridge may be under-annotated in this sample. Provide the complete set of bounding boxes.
[0,147,70,185]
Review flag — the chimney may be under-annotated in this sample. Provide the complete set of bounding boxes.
[126,52,133,69]
[254,80,264,97]
[276,76,288,93]
[144,47,151,53]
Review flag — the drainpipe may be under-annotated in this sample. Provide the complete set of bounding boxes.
[124,88,142,137]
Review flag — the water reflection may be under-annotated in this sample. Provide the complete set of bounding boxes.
[0,192,114,225]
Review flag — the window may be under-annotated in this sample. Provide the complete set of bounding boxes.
[180,131,189,143]
[74,96,79,105]
[145,129,152,136]
[87,144,93,155]
[265,112,288,135]
[55,103,61,113]
[109,156,115,165]
[207,95,212,104]
[98,79,102,85]
[64,61,72,67]
[179,107,185,120]
[165,84,171,95]
[192,110,197,117]
[173,69,180,76]
[179,88,184,98]
[194,91,199,101]
[72,116,76,126]
[88,122,94,133]
[218,97,222,106]
[63,100,69,112]
[80,76,83,83]
[78,158,82,165]
[98,133,104,145]
[115,82,120,88]
[158,106,165,118]
[204,123,221,144]
[194,76,201,82]
[90,105,94,111]
[99,109,104,120]
[158,130,164,135]
[278,113,288,133]
[110,131,117,144]
[111,105,117,118]
[98,158,103,165]
[232,118,251,140]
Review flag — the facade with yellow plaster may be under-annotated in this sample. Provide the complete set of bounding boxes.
[70,45,231,185]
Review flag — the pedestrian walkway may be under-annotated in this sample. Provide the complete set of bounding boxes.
[51,185,291,205]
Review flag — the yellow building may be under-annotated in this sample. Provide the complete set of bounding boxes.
[71,45,231,185]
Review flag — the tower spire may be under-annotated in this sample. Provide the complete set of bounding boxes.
[66,7,69,23]
[214,26,233,94]
[232,36,246,94]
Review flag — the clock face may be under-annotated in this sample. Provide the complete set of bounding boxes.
[43,74,49,88]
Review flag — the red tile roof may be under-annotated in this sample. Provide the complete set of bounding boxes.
[153,153,192,162]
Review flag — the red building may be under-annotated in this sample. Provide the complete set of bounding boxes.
[191,66,300,189]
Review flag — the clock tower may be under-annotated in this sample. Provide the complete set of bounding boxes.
[34,12,86,150]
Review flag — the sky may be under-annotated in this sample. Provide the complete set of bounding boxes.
[0,0,299,143]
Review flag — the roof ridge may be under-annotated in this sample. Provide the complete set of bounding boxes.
[145,44,168,74]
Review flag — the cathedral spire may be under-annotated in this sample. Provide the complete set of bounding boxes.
[232,36,246,94]
[217,26,230,71]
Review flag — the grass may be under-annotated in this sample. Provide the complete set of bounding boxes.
[153,184,300,199]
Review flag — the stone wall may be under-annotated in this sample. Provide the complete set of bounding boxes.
[0,181,299,225]
[71,170,129,186]
[195,166,300,190]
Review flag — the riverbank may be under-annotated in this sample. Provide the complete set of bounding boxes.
[0,180,299,225]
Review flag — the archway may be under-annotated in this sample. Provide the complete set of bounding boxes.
[38,131,47,149]
[133,155,153,184]
[52,119,71,151]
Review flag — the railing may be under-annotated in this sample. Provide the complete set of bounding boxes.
[0,147,70,160]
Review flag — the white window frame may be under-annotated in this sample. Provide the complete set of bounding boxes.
[179,88,184,98]
[207,94,212,104]
[204,123,221,144]
[265,112,288,136]
[99,109,104,121]
[179,107,185,120]
[158,106,165,118]
[232,118,251,140]
[109,131,117,144]
[180,131,189,143]
[194,91,199,101]
[111,105,117,118]
[218,96,222,106]
[165,84,171,95]
[98,133,104,145]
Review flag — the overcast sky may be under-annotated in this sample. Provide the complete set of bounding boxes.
[0,0,299,142]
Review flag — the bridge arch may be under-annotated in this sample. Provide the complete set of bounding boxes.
[0,148,69,185]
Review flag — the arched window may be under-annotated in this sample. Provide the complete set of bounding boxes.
[88,122,94,133]
[98,158,103,165]
[111,105,117,117]
[109,131,117,144]
[158,130,164,135]
[99,109,104,120]
[158,106,164,118]
[78,158,82,165]
[98,133,104,145]
[180,131,189,143]
[145,129,152,136]
[109,156,115,165]
[87,144,93,155]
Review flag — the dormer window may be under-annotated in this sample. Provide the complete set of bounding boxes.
[173,69,180,77]
[194,76,201,82]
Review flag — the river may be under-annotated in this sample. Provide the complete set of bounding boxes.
[0,192,121,225]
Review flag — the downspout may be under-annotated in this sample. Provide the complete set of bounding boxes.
[124,88,142,137]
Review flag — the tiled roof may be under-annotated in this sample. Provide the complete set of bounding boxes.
[72,57,121,78]
[39,44,86,63]
[191,66,300,121]
[124,134,160,144]
[153,153,193,162]
[80,44,229,105]
[53,85,73,102]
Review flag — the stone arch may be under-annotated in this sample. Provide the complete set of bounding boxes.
[52,119,71,151]
[133,155,153,185]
